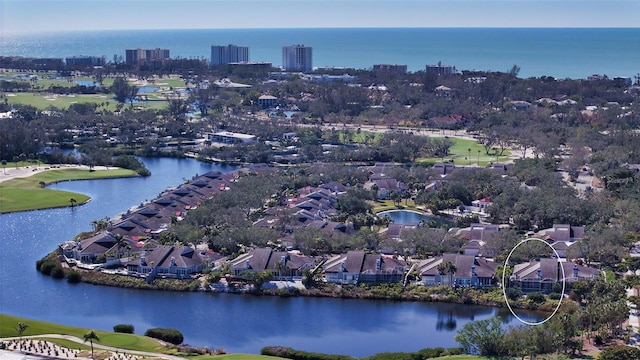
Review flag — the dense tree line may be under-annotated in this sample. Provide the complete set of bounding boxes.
[456,279,628,358]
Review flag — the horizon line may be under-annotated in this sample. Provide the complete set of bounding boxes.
[4,25,639,35]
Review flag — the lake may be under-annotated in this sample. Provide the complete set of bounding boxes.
[0,157,541,357]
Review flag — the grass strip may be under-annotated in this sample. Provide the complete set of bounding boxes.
[0,314,164,352]
[0,167,137,213]
[1,314,286,359]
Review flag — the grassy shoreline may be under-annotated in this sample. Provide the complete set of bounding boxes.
[0,167,138,213]
[0,313,491,360]
[0,314,285,360]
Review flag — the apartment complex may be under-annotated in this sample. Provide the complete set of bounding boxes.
[125,48,171,65]
[426,61,457,76]
[373,64,407,74]
[282,44,313,72]
[65,55,106,68]
[210,44,249,65]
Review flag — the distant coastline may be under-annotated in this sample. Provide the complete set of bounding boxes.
[1,28,638,78]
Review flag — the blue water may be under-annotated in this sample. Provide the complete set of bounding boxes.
[0,157,543,356]
[137,86,158,93]
[0,28,638,79]
[75,80,101,87]
[378,209,433,224]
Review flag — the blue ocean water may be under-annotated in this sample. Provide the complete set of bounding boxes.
[0,28,638,79]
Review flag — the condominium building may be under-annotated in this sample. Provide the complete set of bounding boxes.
[373,64,407,74]
[65,55,106,67]
[282,44,312,72]
[426,61,457,76]
[210,44,249,65]
[125,48,171,65]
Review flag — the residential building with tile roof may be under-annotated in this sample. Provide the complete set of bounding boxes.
[416,253,498,287]
[228,247,317,279]
[323,250,407,285]
[509,258,601,293]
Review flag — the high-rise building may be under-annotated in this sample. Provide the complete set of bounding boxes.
[282,44,312,72]
[426,61,457,76]
[125,48,170,65]
[210,44,249,66]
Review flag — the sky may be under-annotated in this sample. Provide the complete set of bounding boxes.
[0,0,638,34]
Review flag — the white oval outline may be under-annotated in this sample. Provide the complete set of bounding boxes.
[501,237,565,326]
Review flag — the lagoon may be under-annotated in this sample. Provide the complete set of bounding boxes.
[0,157,541,356]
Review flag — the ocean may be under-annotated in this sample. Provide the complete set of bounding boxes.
[0,27,638,79]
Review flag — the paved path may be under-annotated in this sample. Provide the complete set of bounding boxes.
[1,335,186,360]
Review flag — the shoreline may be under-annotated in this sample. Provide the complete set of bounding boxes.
[0,164,113,184]
[0,165,138,214]
[45,253,556,316]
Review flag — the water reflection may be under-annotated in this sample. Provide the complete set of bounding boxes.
[0,158,542,356]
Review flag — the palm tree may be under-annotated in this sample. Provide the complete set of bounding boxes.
[83,330,100,359]
[114,234,124,258]
[436,262,447,285]
[14,322,28,352]
[446,261,457,287]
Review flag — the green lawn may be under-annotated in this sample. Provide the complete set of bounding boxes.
[0,167,137,213]
[418,137,511,166]
[337,129,383,144]
[0,314,165,352]
[2,72,174,111]
[0,314,286,359]
[334,129,511,166]
[38,337,91,351]
[5,92,168,111]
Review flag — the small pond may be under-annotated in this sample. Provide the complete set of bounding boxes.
[137,86,158,93]
[377,210,433,224]
[75,80,101,87]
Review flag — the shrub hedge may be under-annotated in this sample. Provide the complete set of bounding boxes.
[261,346,354,360]
[113,324,135,334]
[66,270,82,283]
[261,346,464,360]
[144,328,183,345]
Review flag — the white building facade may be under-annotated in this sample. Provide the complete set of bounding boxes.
[282,44,313,72]
[211,44,249,65]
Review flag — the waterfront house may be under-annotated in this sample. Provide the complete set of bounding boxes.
[60,231,120,263]
[228,247,317,279]
[323,250,407,285]
[417,253,497,287]
[125,245,208,280]
[509,258,601,293]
